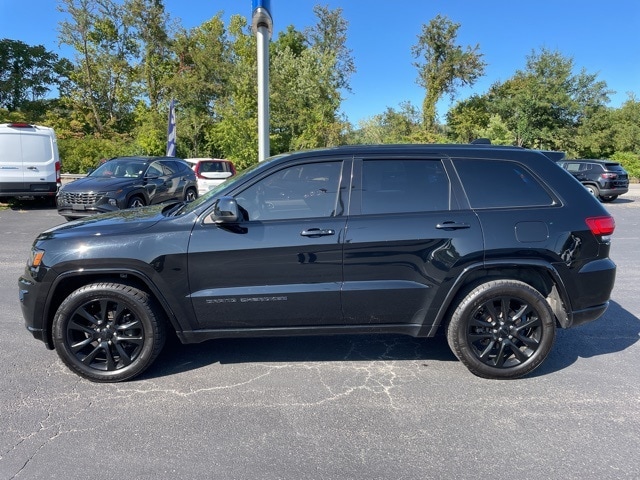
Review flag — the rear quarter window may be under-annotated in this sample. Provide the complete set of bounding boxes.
[453,158,555,208]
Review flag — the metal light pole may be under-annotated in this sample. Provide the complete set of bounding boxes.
[251,0,272,162]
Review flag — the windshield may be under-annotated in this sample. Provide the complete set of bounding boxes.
[91,159,147,179]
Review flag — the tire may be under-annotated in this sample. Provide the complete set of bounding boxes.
[447,280,556,379]
[184,187,197,202]
[584,184,599,197]
[600,195,618,203]
[52,283,166,382]
[127,196,145,208]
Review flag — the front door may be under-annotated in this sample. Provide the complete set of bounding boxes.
[187,158,350,330]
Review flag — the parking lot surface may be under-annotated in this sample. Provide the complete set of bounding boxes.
[1,186,639,479]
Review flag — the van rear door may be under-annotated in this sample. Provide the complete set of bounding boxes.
[0,124,60,196]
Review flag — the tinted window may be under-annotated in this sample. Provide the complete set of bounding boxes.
[146,162,164,177]
[202,161,231,173]
[454,159,554,208]
[236,161,343,220]
[361,159,450,214]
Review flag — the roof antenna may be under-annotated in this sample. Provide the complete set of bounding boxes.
[471,138,491,145]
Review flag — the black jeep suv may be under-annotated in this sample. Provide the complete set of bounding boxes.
[557,158,629,202]
[19,144,616,382]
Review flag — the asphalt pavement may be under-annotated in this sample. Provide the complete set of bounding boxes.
[0,187,639,479]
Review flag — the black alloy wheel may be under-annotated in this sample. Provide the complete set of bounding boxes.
[447,280,556,379]
[52,283,165,382]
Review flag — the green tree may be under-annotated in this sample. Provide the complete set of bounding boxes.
[446,94,491,143]
[489,48,611,150]
[125,0,174,111]
[350,102,423,144]
[168,14,232,157]
[611,96,640,154]
[0,39,65,113]
[412,15,486,132]
[206,15,258,169]
[58,0,138,134]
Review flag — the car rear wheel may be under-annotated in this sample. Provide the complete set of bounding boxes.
[447,280,556,379]
[127,196,145,208]
[52,283,166,382]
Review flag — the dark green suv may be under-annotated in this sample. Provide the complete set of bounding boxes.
[20,144,617,382]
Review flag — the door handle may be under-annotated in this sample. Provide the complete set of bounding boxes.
[301,228,335,237]
[436,221,470,230]
[27,166,38,170]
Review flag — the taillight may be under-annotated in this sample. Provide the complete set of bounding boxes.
[585,216,615,236]
[8,122,33,128]
[194,165,206,179]
[55,160,61,182]
[600,172,617,179]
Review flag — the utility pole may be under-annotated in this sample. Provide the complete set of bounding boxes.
[251,0,273,162]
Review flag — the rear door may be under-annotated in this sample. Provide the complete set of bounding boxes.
[187,157,350,329]
[19,128,57,188]
[0,128,24,187]
[342,156,483,328]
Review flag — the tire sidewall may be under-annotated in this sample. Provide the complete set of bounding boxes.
[448,280,556,379]
[52,283,163,382]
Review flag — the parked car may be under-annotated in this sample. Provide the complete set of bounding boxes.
[184,158,236,195]
[0,123,60,201]
[56,156,198,220]
[20,144,616,382]
[557,159,629,202]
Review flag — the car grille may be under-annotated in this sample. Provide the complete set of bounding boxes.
[59,192,98,205]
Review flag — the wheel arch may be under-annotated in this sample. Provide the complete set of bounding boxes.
[42,268,182,349]
[126,188,149,205]
[427,260,573,336]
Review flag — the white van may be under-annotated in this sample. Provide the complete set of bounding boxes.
[0,123,61,199]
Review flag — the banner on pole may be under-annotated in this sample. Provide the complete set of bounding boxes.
[166,99,176,157]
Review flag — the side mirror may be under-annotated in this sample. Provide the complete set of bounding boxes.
[212,196,240,223]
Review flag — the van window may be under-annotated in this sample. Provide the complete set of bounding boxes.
[21,135,53,164]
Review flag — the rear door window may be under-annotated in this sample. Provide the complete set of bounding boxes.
[453,159,554,208]
[360,159,450,214]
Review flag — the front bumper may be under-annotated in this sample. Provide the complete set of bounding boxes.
[19,270,55,349]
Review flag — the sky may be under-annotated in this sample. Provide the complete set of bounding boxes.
[1,0,639,125]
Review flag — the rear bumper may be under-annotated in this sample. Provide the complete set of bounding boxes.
[564,258,616,328]
[0,182,59,197]
[599,186,628,197]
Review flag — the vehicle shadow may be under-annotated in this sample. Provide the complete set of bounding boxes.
[609,197,635,204]
[144,332,458,381]
[531,300,640,377]
[2,197,56,210]
[144,300,639,381]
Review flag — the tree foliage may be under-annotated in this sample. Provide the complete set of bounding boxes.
[2,7,639,179]
[412,15,486,132]
[0,39,68,112]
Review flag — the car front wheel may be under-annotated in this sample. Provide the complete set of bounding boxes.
[52,283,166,382]
[127,196,145,208]
[447,280,556,379]
[184,187,197,202]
